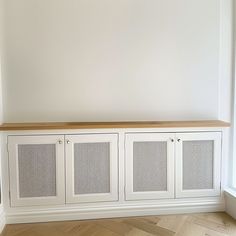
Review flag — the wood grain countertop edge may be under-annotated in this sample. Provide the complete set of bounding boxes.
[0,120,230,131]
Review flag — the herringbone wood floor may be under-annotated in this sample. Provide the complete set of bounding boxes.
[2,212,236,236]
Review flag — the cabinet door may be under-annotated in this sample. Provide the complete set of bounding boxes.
[125,133,175,201]
[176,132,221,198]
[66,134,118,203]
[8,135,65,207]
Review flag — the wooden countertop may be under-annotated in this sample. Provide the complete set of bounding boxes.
[0,120,230,131]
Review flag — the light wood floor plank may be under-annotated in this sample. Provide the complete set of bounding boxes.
[123,218,175,236]
[2,212,236,236]
[156,215,188,233]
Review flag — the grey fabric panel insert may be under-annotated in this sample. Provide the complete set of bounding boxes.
[183,140,214,190]
[74,143,110,194]
[133,141,167,192]
[18,144,56,198]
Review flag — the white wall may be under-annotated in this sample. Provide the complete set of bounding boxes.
[0,0,5,232]
[0,0,3,124]
[1,0,224,122]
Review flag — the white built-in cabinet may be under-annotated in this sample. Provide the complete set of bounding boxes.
[7,131,222,208]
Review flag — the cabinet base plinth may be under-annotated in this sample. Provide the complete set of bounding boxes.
[6,200,225,224]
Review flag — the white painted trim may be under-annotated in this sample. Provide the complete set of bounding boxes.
[5,199,224,224]
[65,133,119,203]
[1,127,226,136]
[0,206,5,233]
[218,0,234,190]
[118,132,125,203]
[1,133,11,217]
[0,136,5,233]
[176,132,222,198]
[125,133,175,200]
[231,0,236,188]
[221,129,231,190]
[225,188,236,197]
[218,0,233,122]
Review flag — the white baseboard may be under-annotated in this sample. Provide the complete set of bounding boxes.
[6,200,225,224]
[0,206,6,233]
[225,189,236,219]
